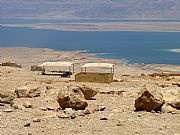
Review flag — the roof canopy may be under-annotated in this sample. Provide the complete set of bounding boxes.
[82,63,115,68]
[39,62,73,67]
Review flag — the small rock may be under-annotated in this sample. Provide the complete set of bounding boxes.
[138,114,142,117]
[40,107,47,111]
[151,110,156,113]
[159,84,169,88]
[0,103,5,106]
[3,108,13,112]
[134,130,140,134]
[171,112,177,114]
[172,82,180,87]
[23,101,32,108]
[82,109,91,115]
[28,132,32,135]
[47,106,56,111]
[33,118,41,122]
[12,104,25,110]
[70,113,76,119]
[64,108,76,118]
[77,112,85,117]
[100,117,108,120]
[57,113,68,119]
[159,127,164,130]
[64,108,74,115]
[94,105,106,111]
[24,122,31,127]
[99,106,106,111]
[117,121,123,126]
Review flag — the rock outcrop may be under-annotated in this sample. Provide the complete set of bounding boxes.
[0,89,15,104]
[57,86,88,110]
[135,88,165,111]
[15,85,41,98]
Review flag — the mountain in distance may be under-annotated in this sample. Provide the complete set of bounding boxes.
[0,0,180,19]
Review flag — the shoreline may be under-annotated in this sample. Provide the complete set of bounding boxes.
[168,49,180,53]
[0,47,179,73]
[1,21,180,32]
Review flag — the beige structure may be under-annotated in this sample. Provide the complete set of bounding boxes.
[81,63,115,74]
[75,63,115,83]
[39,62,74,77]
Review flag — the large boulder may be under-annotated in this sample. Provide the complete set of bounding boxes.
[135,88,165,111]
[15,85,41,98]
[77,85,98,100]
[0,89,15,104]
[57,86,88,110]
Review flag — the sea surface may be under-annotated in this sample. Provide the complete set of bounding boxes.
[1,18,180,24]
[0,18,180,65]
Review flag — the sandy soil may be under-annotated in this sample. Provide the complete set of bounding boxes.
[0,47,180,135]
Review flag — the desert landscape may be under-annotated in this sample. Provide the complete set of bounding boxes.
[0,47,179,135]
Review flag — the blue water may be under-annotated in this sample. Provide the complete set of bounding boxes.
[0,25,180,65]
[1,18,180,24]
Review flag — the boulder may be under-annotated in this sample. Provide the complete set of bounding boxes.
[23,101,32,108]
[0,89,15,104]
[15,85,41,98]
[161,103,176,113]
[78,85,98,100]
[135,88,165,111]
[168,101,180,109]
[57,86,88,110]
[161,88,180,103]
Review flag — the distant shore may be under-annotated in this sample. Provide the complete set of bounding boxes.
[1,21,180,32]
[168,49,180,53]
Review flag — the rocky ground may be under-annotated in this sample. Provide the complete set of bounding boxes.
[0,48,180,135]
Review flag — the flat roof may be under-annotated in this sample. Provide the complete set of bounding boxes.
[39,62,73,67]
[82,63,115,68]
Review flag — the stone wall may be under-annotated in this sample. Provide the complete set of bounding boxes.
[75,72,113,83]
[2,62,22,68]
